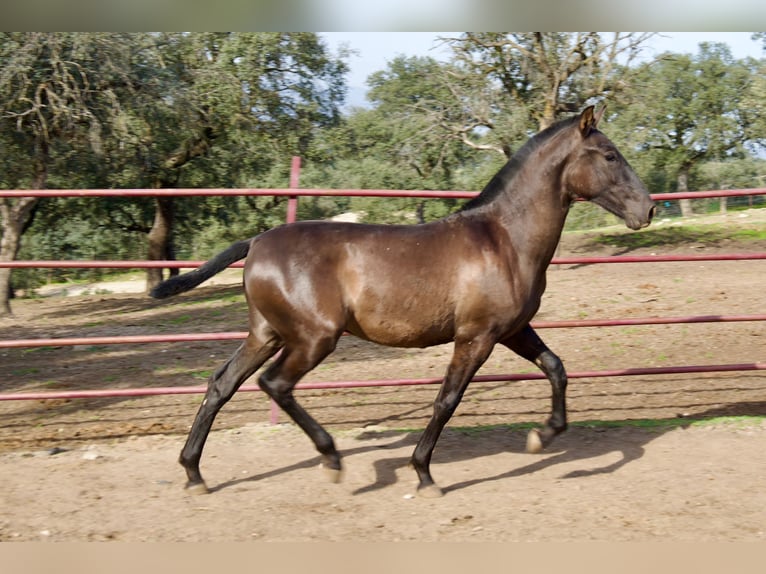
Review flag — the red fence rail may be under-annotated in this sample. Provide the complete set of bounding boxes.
[1,363,764,402]
[1,165,764,412]
[3,314,766,350]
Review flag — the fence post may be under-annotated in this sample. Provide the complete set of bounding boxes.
[286,156,301,224]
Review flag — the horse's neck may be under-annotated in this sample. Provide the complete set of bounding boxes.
[464,127,575,272]
[491,170,571,271]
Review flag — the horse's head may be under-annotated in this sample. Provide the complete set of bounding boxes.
[563,106,655,230]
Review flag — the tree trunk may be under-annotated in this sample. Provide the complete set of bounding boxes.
[145,197,176,292]
[143,133,214,292]
[0,149,46,316]
[677,165,694,218]
[0,198,39,316]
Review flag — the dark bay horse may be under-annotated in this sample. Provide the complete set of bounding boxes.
[151,106,655,497]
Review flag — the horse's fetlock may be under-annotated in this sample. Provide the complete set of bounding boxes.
[547,416,568,434]
[178,452,197,469]
[320,452,342,471]
[316,435,338,459]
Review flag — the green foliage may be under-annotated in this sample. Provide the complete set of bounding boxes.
[2,32,350,296]
[740,57,766,155]
[696,157,766,193]
[293,55,497,224]
[15,198,149,289]
[608,43,758,192]
[3,32,766,298]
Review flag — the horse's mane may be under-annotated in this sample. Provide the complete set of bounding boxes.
[461,114,579,212]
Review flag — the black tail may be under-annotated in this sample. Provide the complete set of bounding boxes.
[149,238,253,299]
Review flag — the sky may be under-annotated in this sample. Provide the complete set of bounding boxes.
[321,32,764,109]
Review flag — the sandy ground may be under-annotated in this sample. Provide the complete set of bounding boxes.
[2,420,766,542]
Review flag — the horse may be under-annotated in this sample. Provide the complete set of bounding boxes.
[150,105,655,498]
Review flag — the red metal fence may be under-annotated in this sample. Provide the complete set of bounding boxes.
[2,158,765,414]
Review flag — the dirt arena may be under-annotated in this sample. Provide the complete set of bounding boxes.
[1,212,764,541]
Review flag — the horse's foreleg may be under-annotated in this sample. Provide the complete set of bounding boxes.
[410,336,494,498]
[179,336,279,494]
[502,325,568,452]
[257,338,343,481]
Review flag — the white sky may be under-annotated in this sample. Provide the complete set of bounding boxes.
[321,32,764,107]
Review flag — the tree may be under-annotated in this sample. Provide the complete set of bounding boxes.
[288,35,660,223]
[698,157,766,212]
[100,32,348,290]
[439,32,657,158]
[0,32,133,315]
[363,56,472,185]
[610,43,755,216]
[301,55,494,223]
[740,55,766,156]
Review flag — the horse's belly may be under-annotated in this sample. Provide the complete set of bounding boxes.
[346,306,455,348]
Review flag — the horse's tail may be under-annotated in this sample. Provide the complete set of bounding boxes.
[149,238,253,299]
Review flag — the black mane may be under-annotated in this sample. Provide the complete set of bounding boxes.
[461,115,579,212]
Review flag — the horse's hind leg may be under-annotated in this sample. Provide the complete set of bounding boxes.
[501,325,568,453]
[257,337,342,481]
[179,334,280,494]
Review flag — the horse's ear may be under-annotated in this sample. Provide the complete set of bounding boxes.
[579,104,606,137]
[578,105,596,136]
[594,104,606,127]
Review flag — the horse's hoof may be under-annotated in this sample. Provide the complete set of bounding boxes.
[416,484,444,498]
[526,428,544,454]
[321,465,343,484]
[185,481,210,495]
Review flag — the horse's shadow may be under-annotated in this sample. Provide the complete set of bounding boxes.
[210,422,666,496]
[211,398,766,495]
[351,425,652,495]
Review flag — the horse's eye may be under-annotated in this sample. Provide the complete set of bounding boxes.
[605,152,617,162]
